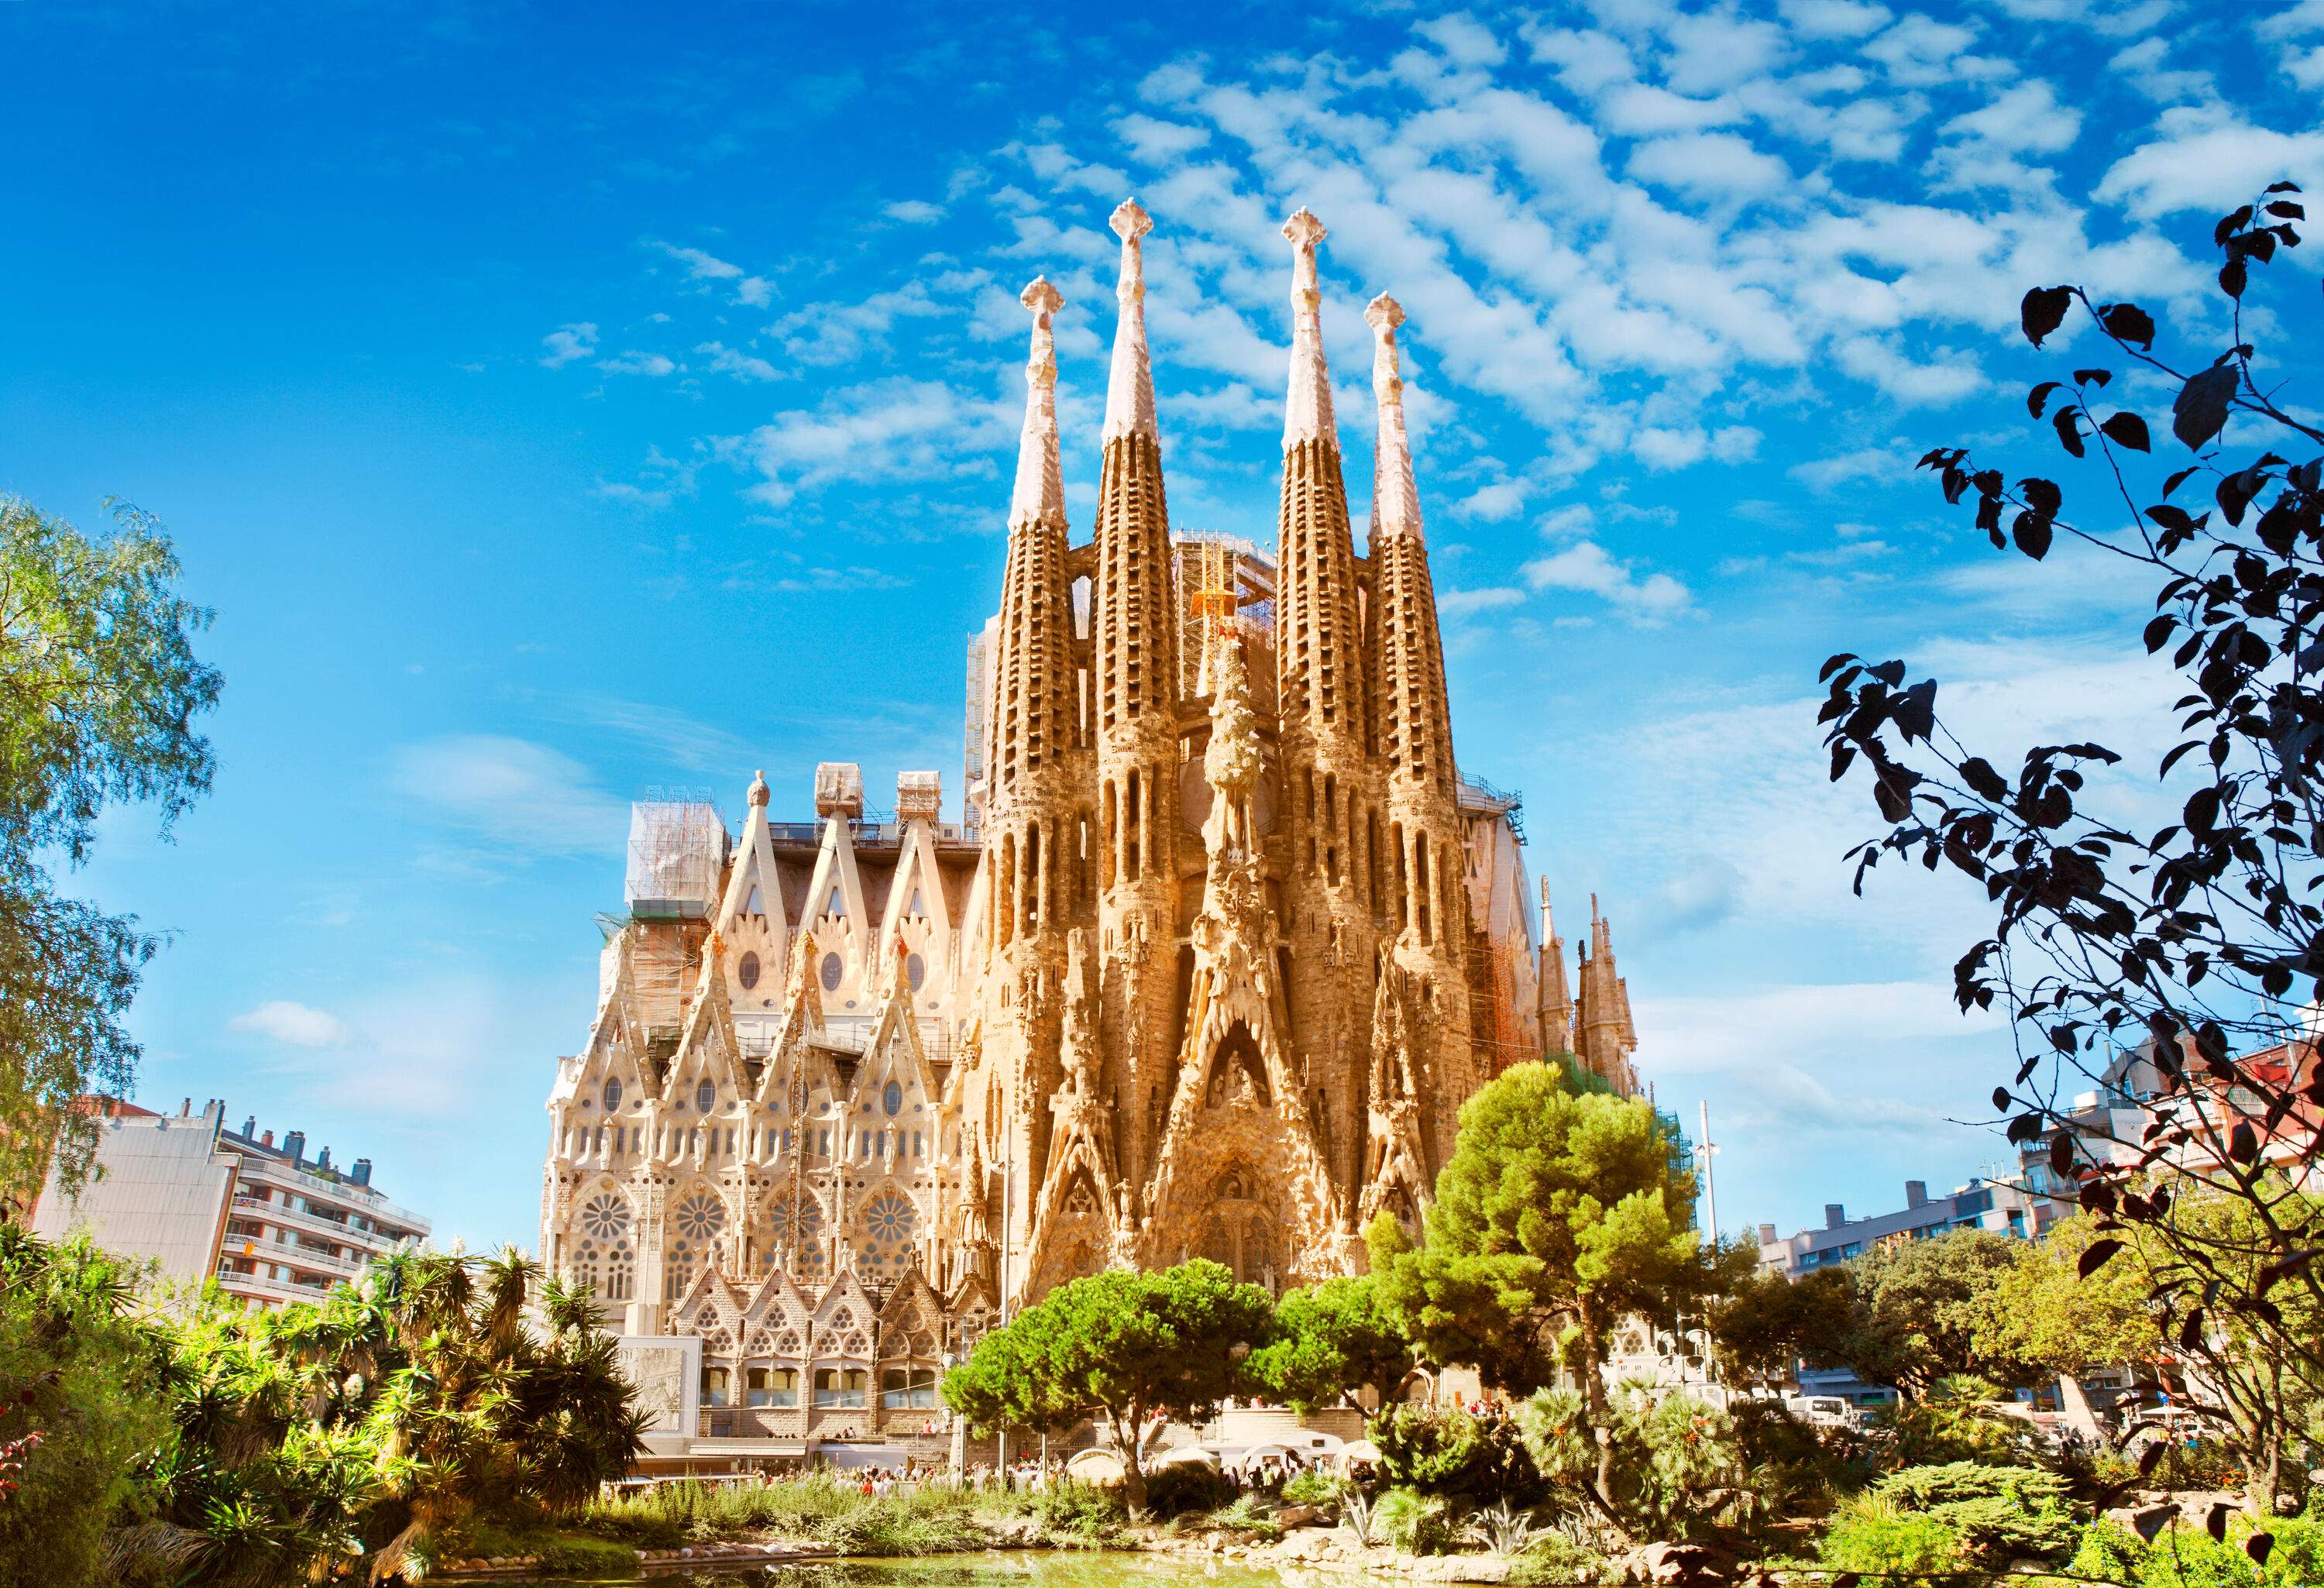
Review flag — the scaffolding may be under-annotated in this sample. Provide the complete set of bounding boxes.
[624,792,728,921]
[1172,532,1276,699]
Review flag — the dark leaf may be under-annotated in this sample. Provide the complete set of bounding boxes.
[2267,200,2305,219]
[2205,1501,2231,1542]
[2078,1237,2123,1278]
[2216,206,2254,246]
[1895,679,1937,742]
[2014,512,2053,559]
[1992,1087,2010,1112]
[2229,1120,2258,1162]
[2100,412,2151,452]
[2048,1132,2075,1174]
[2072,368,2111,387]
[1961,757,2009,802]
[2174,366,2239,451]
[2164,466,2200,497]
[2266,180,2302,194]
[2099,303,2156,349]
[2247,1533,2275,1567]
[2222,255,2248,298]
[2028,380,2062,418]
[2021,286,2075,348]
[2137,1440,2166,1477]
[2020,477,2062,516]
[2054,408,2085,458]
[2144,614,2175,654]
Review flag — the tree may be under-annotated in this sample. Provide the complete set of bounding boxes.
[1973,1215,2160,1383]
[941,1260,1273,1510]
[1248,1262,1414,1415]
[0,497,220,1198]
[1374,1061,1731,1518]
[1817,183,2324,1519]
[1710,1228,2036,1401]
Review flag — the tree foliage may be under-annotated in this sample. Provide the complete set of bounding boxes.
[0,1231,647,1587]
[0,497,220,1197]
[1817,184,2324,1519]
[1373,1062,1733,1520]
[941,1260,1272,1509]
[1248,1264,1413,1415]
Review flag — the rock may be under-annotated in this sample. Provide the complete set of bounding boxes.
[1614,1540,1739,1586]
[2106,1502,2178,1543]
[1408,1555,1513,1583]
[1278,1504,1331,1528]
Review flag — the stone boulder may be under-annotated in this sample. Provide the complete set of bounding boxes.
[1612,1539,1741,1586]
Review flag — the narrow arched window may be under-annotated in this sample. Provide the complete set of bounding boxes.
[602,1078,623,1111]
[697,1079,716,1113]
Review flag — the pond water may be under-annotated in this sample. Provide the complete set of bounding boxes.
[504,1552,1321,1588]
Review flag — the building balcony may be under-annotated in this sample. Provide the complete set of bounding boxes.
[229,1194,415,1253]
[215,1263,342,1307]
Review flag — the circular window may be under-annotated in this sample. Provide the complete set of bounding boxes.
[820,952,844,992]
[767,1196,825,1239]
[737,950,761,991]
[906,952,926,991]
[675,1190,727,1242]
[601,1078,623,1111]
[864,1192,916,1243]
[579,1192,631,1241]
[696,1079,716,1113]
[882,1081,903,1117]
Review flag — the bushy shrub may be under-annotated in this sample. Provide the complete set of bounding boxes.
[1281,1466,1345,1504]
[2068,1512,2324,1588]
[1874,1461,2080,1563]
[1140,1460,1237,1518]
[1372,1403,1546,1507]
[1030,1479,1124,1545]
[1206,1492,1285,1540]
[1371,1486,1456,1554]
[1729,1397,1867,1517]
[1868,1377,2037,1469]
[1514,1384,1753,1539]
[1817,1495,1962,1584]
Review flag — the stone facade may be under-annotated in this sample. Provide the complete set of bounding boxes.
[539,200,1645,1431]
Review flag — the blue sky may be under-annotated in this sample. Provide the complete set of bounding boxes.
[9,0,2324,1253]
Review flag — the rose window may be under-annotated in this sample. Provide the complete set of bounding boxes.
[579,1193,631,1242]
[865,1193,916,1244]
[675,1191,727,1242]
[765,1197,824,1239]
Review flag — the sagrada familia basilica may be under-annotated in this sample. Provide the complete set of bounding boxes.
[541,201,1645,1444]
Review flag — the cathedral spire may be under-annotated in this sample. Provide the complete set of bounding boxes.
[1366,294,1422,542]
[1281,208,1336,452]
[1102,200,1157,444]
[1010,277,1066,530]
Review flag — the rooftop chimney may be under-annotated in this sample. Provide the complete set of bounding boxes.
[283,1130,306,1164]
[1825,1203,1848,1230]
[260,1129,274,1148]
[1905,1179,1928,1209]
[1758,1222,1777,1246]
[241,1115,256,1138]
[316,1146,332,1173]
[352,1158,373,1187]
[180,1097,192,1116]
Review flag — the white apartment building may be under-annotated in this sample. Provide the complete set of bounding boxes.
[32,1097,430,1307]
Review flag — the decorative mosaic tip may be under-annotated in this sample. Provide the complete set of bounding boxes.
[1281,208,1336,452]
[1104,201,1158,444]
[1011,277,1066,528]
[1367,294,1421,541]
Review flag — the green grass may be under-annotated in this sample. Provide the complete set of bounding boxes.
[429,1514,640,1574]
[573,1473,1121,1556]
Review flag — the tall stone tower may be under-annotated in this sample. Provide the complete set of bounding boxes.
[1270,209,1382,1213]
[978,277,1088,1274]
[1363,293,1477,1170]
[1088,200,1180,1198]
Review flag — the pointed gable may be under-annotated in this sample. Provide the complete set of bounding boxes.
[743,1270,814,1358]
[881,816,955,1003]
[877,1264,944,1359]
[717,781,792,1008]
[813,1267,878,1360]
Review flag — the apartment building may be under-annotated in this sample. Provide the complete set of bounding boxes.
[31,1097,430,1307]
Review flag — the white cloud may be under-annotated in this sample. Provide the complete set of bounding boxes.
[1779,0,1894,40]
[1116,113,1211,164]
[390,735,629,857]
[596,350,679,377]
[1452,479,1527,521]
[883,200,944,225]
[695,341,778,382]
[2095,105,2324,218]
[538,322,598,367]
[229,1000,352,1049]
[1521,541,1693,620]
[724,376,1014,507]
[1789,444,1907,491]
[1414,12,1508,69]
[1438,585,1528,617]
[654,242,744,280]
[1627,132,1793,198]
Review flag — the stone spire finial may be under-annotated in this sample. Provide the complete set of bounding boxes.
[1366,293,1422,541]
[1010,277,1066,528]
[747,768,770,809]
[1281,208,1336,452]
[1103,200,1158,444]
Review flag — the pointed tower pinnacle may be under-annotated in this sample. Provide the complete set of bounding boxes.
[1282,208,1336,451]
[1010,277,1066,530]
[1103,200,1157,444]
[1366,294,1422,542]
